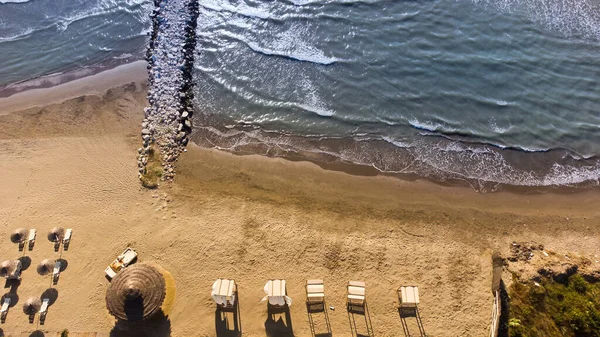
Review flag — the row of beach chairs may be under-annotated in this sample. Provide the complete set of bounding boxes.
[10,228,72,252]
[212,278,422,336]
[212,279,420,310]
[0,296,50,324]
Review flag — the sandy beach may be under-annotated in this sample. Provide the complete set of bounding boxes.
[0,68,599,337]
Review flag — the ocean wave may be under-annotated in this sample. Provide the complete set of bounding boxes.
[245,40,338,65]
[0,0,30,3]
[191,124,600,191]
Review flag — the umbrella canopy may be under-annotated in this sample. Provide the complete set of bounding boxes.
[105,264,166,321]
[0,260,20,278]
[10,228,28,243]
[47,227,65,242]
[23,297,41,315]
[37,259,55,276]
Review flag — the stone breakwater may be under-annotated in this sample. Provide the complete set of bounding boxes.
[137,0,199,182]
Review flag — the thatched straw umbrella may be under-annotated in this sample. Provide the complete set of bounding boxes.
[47,227,65,242]
[105,264,166,321]
[36,259,55,276]
[0,260,20,279]
[10,228,28,243]
[23,297,41,315]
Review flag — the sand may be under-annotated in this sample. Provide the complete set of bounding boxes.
[0,69,599,337]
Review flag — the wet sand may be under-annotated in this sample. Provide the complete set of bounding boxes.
[0,68,599,337]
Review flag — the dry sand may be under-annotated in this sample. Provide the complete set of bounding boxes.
[0,71,599,337]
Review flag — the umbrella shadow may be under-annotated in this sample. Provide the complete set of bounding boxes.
[41,288,59,306]
[18,256,31,271]
[0,292,18,324]
[110,311,171,337]
[28,331,45,337]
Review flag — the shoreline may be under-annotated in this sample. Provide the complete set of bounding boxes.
[0,60,147,114]
[0,58,598,193]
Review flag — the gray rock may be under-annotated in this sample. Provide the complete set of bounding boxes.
[142,128,151,135]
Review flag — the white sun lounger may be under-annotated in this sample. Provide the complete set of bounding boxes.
[262,279,292,307]
[53,261,61,284]
[39,298,49,323]
[398,286,420,308]
[63,229,72,245]
[306,279,325,304]
[347,281,367,313]
[212,279,237,307]
[1,297,10,320]
[28,229,36,250]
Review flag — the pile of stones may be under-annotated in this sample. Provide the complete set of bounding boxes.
[137,0,200,182]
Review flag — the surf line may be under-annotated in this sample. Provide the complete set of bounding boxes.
[137,0,200,183]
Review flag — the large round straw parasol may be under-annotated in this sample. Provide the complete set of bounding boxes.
[0,260,20,278]
[36,259,55,276]
[47,227,65,242]
[105,264,166,321]
[10,228,28,243]
[23,297,41,315]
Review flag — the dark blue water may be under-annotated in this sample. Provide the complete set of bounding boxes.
[1,0,600,190]
[191,0,600,190]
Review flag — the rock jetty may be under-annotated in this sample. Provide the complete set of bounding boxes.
[137,0,199,183]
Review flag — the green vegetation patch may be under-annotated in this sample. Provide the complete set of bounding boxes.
[140,146,163,189]
[509,273,600,337]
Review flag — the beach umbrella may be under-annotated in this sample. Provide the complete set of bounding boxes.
[0,260,20,279]
[105,264,166,321]
[47,227,65,242]
[36,259,55,276]
[10,228,28,243]
[23,297,41,315]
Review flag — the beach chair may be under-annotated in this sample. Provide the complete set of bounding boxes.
[347,281,373,337]
[398,286,426,336]
[1,297,10,322]
[63,228,72,250]
[306,280,331,337]
[306,279,325,311]
[52,260,62,285]
[212,279,237,309]
[213,279,242,333]
[347,281,367,314]
[263,279,292,309]
[398,286,420,310]
[39,298,49,324]
[28,229,36,251]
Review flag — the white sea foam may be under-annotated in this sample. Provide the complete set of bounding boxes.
[473,0,600,40]
[0,0,31,3]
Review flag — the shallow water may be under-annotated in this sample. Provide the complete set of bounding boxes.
[0,0,152,87]
[191,0,600,190]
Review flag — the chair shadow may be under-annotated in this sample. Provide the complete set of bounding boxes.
[398,307,426,337]
[215,304,242,337]
[110,311,171,337]
[265,305,294,337]
[347,304,374,337]
[306,302,331,337]
[3,279,20,290]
